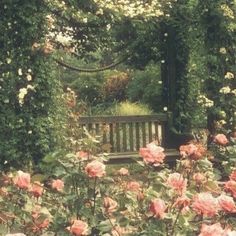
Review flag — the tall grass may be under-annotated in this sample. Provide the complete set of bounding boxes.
[111,101,153,116]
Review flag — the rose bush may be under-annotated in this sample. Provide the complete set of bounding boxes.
[1,141,236,235]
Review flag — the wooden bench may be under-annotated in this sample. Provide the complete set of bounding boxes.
[79,113,185,165]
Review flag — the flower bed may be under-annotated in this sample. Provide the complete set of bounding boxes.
[1,137,236,235]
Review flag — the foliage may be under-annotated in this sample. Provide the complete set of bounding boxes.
[0,1,66,169]
[102,72,130,103]
[196,0,236,134]
[127,64,163,112]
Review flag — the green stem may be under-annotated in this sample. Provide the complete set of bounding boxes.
[170,209,181,236]
[92,177,97,216]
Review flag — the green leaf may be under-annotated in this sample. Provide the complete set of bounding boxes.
[0,224,8,234]
[97,220,113,233]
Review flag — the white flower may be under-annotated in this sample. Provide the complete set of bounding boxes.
[231,89,236,95]
[219,47,227,54]
[219,86,231,94]
[26,74,32,81]
[163,107,168,111]
[218,120,226,125]
[26,85,34,90]
[224,72,234,80]
[18,68,23,76]
[18,88,28,105]
[106,24,111,31]
[197,94,214,108]
[6,58,11,64]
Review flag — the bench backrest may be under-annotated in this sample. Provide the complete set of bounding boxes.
[79,113,170,153]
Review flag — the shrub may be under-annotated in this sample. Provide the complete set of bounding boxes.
[127,63,163,111]
[102,71,130,102]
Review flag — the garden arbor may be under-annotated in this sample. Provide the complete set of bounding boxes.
[1,0,235,168]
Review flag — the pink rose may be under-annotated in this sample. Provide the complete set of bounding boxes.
[118,168,129,176]
[14,170,31,189]
[52,179,64,192]
[103,197,118,213]
[193,173,206,185]
[214,134,229,145]
[149,198,166,219]
[225,180,236,198]
[76,151,89,160]
[173,195,191,209]
[30,181,43,198]
[68,220,89,236]
[192,192,219,217]
[179,143,205,160]
[218,194,236,213]
[199,223,225,236]
[139,142,165,165]
[126,181,141,192]
[166,173,187,195]
[180,143,197,157]
[85,160,106,178]
[230,170,236,181]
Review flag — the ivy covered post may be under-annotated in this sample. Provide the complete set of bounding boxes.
[0,1,64,169]
[161,1,192,133]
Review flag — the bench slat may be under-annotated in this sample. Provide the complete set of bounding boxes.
[122,123,127,152]
[129,123,134,151]
[116,123,121,152]
[135,122,140,150]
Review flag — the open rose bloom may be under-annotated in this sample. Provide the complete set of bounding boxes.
[199,223,226,236]
[139,142,165,165]
[85,160,106,178]
[166,172,187,195]
[149,198,167,219]
[13,171,31,189]
[30,181,44,197]
[51,179,64,192]
[213,134,229,146]
[179,143,206,160]
[192,192,219,217]
[68,220,89,236]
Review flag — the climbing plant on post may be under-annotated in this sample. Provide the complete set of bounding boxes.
[160,0,192,133]
[0,1,64,169]
[197,0,236,136]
